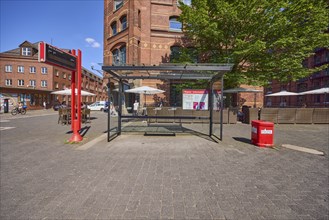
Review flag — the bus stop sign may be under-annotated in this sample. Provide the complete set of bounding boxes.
[38,42,77,71]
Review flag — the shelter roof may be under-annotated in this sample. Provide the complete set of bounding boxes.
[102,63,233,80]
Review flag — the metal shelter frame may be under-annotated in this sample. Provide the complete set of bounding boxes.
[102,64,233,142]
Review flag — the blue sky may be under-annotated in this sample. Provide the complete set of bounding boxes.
[0,0,104,77]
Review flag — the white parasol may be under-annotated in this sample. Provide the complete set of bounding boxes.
[51,88,96,96]
[125,86,165,107]
[265,91,299,96]
[299,87,329,95]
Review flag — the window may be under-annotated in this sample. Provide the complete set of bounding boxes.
[68,74,71,80]
[112,45,126,65]
[55,70,59,77]
[169,17,182,31]
[22,47,32,56]
[314,94,321,103]
[63,73,66,79]
[55,82,59,89]
[297,83,308,92]
[170,46,181,62]
[41,80,47,87]
[5,79,12,86]
[120,15,127,31]
[111,21,117,36]
[138,10,141,28]
[120,46,126,64]
[114,0,123,10]
[324,68,329,76]
[41,67,48,74]
[30,66,36,73]
[62,84,66,89]
[5,65,12,72]
[18,79,24,86]
[18,66,24,73]
[314,55,321,65]
[112,49,119,65]
[313,81,321,89]
[29,80,36,87]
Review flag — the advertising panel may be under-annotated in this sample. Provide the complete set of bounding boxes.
[182,89,222,110]
[182,89,208,110]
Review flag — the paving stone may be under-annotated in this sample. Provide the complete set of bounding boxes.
[1,113,328,220]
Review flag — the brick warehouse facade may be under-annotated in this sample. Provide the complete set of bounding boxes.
[265,48,329,108]
[0,41,107,110]
[103,0,263,108]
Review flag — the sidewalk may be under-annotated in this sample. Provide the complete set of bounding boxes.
[0,111,328,220]
[0,108,57,120]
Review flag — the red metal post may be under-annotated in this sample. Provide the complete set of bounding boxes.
[70,50,76,131]
[77,50,82,131]
[68,49,83,142]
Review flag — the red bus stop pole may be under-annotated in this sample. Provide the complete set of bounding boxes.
[68,49,82,142]
[77,50,82,131]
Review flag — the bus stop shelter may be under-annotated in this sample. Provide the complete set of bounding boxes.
[102,64,233,142]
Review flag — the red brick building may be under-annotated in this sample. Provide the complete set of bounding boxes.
[103,0,265,108]
[104,0,197,107]
[264,48,329,108]
[0,40,107,110]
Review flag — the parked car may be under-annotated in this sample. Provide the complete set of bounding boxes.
[87,101,106,111]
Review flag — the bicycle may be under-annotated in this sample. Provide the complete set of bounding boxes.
[11,106,27,115]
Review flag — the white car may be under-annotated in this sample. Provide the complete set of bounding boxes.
[87,101,106,111]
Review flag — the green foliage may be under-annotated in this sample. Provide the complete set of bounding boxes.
[178,0,329,86]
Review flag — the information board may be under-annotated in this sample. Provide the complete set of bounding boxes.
[38,42,77,71]
[182,89,222,110]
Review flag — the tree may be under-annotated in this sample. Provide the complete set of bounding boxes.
[178,0,329,87]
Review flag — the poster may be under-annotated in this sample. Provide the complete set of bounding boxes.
[182,89,222,110]
[182,90,208,110]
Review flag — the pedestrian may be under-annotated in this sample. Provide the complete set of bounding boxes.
[43,101,46,110]
[133,100,139,116]
[18,102,23,113]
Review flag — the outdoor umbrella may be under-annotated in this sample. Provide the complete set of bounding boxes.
[299,87,329,107]
[299,87,329,95]
[125,86,165,107]
[265,90,298,107]
[50,88,96,96]
[265,91,299,96]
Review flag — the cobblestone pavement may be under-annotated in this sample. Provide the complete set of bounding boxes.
[0,111,328,219]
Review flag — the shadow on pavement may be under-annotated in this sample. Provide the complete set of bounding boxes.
[65,126,91,137]
[233,137,252,145]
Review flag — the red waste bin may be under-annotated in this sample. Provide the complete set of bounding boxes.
[251,120,274,147]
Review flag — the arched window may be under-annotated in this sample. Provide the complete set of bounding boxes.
[112,45,126,66]
[120,46,126,64]
[112,49,119,65]
[120,15,127,31]
[111,21,117,36]
[169,17,182,31]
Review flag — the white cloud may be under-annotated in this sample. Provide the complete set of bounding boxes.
[85,38,101,48]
